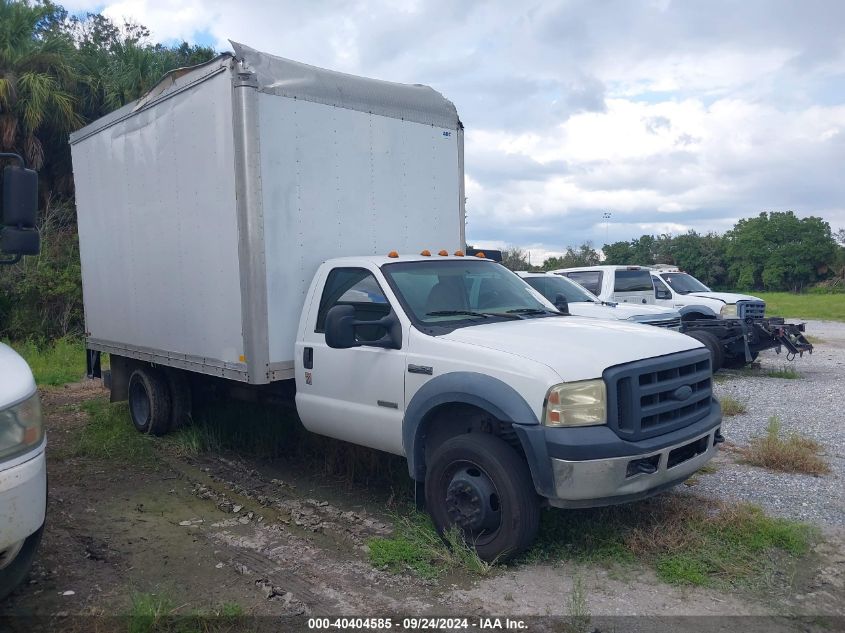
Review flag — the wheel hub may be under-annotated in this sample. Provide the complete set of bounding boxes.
[445,466,501,534]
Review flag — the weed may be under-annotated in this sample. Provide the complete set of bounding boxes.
[127,592,247,632]
[7,337,87,386]
[520,494,816,589]
[369,511,495,578]
[128,593,173,633]
[565,574,591,633]
[719,396,747,416]
[73,399,156,463]
[696,462,720,475]
[740,416,830,475]
[765,365,802,379]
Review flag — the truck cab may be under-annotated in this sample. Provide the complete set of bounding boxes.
[0,154,45,600]
[551,265,656,306]
[294,254,722,560]
[650,268,766,321]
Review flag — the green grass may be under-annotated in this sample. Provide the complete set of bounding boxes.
[368,511,493,579]
[753,292,845,322]
[764,365,802,379]
[128,592,247,633]
[739,416,830,476]
[719,395,747,416]
[6,337,87,386]
[728,364,803,379]
[73,399,157,463]
[520,495,817,589]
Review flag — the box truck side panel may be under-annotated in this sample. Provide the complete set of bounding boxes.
[72,70,247,375]
[257,95,462,369]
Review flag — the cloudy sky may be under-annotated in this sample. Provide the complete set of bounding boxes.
[65,0,845,263]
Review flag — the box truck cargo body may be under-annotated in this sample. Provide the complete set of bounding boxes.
[71,43,465,385]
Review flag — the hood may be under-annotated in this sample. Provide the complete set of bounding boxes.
[567,302,680,322]
[0,343,36,407]
[442,317,702,382]
[687,291,763,304]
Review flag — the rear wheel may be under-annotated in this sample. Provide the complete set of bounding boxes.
[128,367,172,435]
[685,330,724,372]
[425,433,539,562]
[0,526,44,601]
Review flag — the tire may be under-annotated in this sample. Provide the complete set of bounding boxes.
[164,370,192,430]
[685,330,724,372]
[0,525,44,601]
[425,433,540,562]
[128,367,172,436]
[722,352,758,370]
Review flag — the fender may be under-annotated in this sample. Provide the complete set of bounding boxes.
[678,304,718,319]
[403,371,539,481]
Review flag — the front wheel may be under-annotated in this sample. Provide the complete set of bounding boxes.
[425,433,539,562]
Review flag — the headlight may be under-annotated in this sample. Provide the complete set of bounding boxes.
[0,392,44,461]
[720,304,738,318]
[543,380,607,427]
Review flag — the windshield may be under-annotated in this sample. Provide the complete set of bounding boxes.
[381,260,558,327]
[661,272,710,294]
[523,275,598,304]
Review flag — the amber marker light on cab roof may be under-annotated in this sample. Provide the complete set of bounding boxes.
[475,252,486,258]
[454,250,464,256]
[438,249,449,256]
[388,251,399,258]
[420,250,431,256]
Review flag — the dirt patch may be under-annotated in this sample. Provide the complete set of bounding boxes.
[2,380,844,630]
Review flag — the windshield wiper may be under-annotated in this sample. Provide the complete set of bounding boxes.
[506,308,564,317]
[426,310,521,320]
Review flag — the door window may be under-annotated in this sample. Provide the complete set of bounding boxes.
[613,270,653,292]
[315,268,391,341]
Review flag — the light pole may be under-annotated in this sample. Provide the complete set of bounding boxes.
[602,212,612,244]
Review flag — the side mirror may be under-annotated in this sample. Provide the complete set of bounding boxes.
[655,287,672,300]
[324,304,402,350]
[1,158,40,260]
[554,294,570,315]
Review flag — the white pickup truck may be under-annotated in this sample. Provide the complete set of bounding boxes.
[71,45,722,560]
[0,154,46,600]
[650,267,766,321]
[516,271,682,328]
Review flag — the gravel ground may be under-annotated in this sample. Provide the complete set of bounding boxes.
[694,319,845,526]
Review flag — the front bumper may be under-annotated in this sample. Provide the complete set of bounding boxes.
[514,405,721,507]
[0,441,47,551]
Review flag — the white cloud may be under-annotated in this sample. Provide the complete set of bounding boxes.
[65,0,845,258]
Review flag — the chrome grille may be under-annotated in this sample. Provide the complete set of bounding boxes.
[737,301,765,320]
[604,349,712,441]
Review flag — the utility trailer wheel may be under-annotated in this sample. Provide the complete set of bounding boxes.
[128,367,172,436]
[685,330,724,373]
[425,433,540,562]
[722,352,758,370]
[165,369,192,430]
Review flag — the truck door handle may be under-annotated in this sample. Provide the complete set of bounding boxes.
[303,347,313,369]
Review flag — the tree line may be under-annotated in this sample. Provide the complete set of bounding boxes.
[0,0,216,340]
[500,212,845,293]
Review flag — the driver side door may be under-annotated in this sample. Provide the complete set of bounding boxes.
[295,267,407,455]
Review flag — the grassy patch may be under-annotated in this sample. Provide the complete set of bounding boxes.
[368,512,493,579]
[753,292,845,322]
[7,337,87,386]
[73,399,156,463]
[740,416,830,476]
[521,495,816,589]
[128,592,247,633]
[764,365,802,379]
[728,364,803,379]
[719,395,747,416]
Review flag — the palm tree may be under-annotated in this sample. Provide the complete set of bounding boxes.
[0,0,82,169]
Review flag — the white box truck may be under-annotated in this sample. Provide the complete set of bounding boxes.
[71,44,722,561]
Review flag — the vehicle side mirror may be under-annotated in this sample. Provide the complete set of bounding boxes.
[324,304,402,350]
[655,287,671,300]
[1,161,40,258]
[554,294,570,315]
